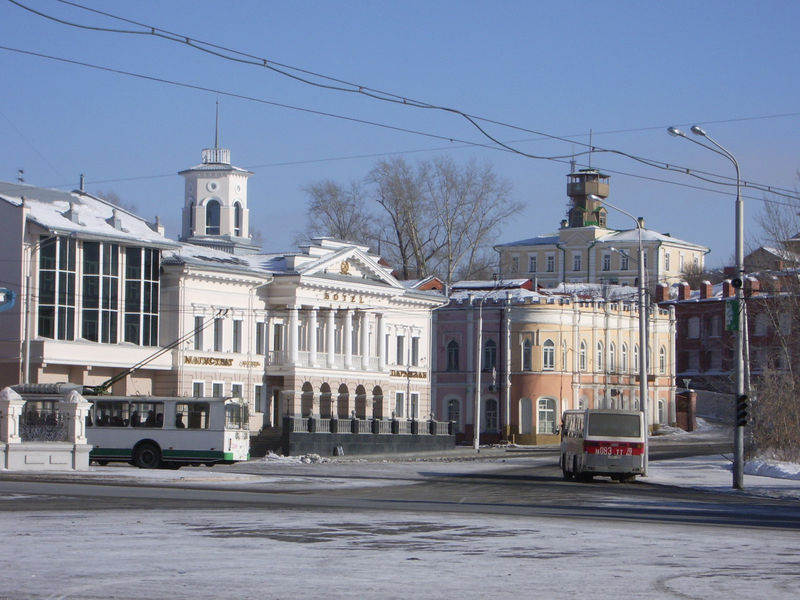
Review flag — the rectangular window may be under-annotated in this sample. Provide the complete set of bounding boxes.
[256,322,266,354]
[411,337,420,366]
[410,392,419,420]
[193,316,204,350]
[602,254,611,271]
[254,384,264,413]
[214,317,224,352]
[231,382,243,398]
[233,320,242,353]
[528,255,537,273]
[123,246,159,346]
[176,402,209,429]
[546,255,555,273]
[81,241,118,343]
[396,335,405,365]
[511,255,519,273]
[192,381,204,397]
[38,236,76,340]
[273,323,284,352]
[621,253,629,270]
[395,391,405,418]
[212,382,224,398]
[665,252,671,271]
[572,254,581,272]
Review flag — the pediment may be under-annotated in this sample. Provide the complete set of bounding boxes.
[297,246,403,289]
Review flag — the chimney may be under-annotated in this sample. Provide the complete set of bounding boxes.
[637,216,645,229]
[745,276,760,296]
[655,282,670,303]
[722,280,735,297]
[700,280,713,299]
[678,282,691,300]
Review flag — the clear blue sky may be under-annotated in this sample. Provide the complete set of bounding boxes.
[2,0,799,268]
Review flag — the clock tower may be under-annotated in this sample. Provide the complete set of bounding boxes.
[178,107,259,255]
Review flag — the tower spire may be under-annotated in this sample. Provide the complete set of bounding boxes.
[214,100,220,149]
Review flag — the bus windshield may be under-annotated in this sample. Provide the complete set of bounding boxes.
[587,413,641,438]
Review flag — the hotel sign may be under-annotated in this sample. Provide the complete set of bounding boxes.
[390,369,427,379]
[184,355,262,369]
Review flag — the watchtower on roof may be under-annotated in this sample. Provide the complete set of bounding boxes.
[565,169,609,229]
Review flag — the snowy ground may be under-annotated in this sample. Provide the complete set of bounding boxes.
[1,420,799,599]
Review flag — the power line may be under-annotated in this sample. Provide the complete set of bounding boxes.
[10,0,800,201]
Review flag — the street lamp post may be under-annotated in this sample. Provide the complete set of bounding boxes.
[668,126,745,490]
[590,195,649,474]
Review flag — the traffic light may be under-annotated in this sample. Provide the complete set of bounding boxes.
[736,394,749,427]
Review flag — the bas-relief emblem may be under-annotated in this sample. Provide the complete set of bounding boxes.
[340,260,350,275]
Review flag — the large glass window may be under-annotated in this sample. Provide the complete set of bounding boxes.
[123,247,159,346]
[82,241,119,343]
[37,235,76,340]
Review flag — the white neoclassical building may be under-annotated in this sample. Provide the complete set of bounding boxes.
[0,134,445,435]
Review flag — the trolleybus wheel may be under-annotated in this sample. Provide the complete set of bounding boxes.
[134,442,161,469]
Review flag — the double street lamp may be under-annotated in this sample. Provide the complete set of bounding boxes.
[668,125,745,489]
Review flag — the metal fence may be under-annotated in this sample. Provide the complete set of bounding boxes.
[20,402,68,442]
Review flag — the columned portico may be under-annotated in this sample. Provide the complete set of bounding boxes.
[360,311,370,370]
[288,305,299,365]
[326,308,336,368]
[377,312,386,371]
[308,307,318,367]
[344,309,353,369]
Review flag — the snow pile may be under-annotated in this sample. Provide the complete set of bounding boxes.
[259,451,330,464]
[745,458,800,480]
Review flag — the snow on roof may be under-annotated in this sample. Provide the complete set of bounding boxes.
[598,227,708,249]
[163,242,269,276]
[494,234,560,247]
[0,181,178,248]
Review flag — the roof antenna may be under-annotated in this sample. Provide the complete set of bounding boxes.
[17,169,24,183]
[214,99,220,149]
[588,128,593,168]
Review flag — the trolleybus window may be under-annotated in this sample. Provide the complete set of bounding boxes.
[176,402,210,429]
[93,400,129,427]
[225,402,248,429]
[129,401,164,428]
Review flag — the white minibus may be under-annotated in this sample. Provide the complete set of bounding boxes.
[560,409,645,482]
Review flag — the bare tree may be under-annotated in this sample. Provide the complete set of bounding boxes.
[300,180,375,246]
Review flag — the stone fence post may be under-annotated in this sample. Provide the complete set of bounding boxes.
[0,387,25,444]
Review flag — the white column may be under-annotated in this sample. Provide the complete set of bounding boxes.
[288,306,299,365]
[360,311,370,370]
[344,309,353,369]
[326,308,336,368]
[377,313,386,371]
[309,307,318,367]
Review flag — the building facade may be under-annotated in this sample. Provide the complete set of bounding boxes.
[0,138,445,435]
[495,169,709,291]
[433,281,677,445]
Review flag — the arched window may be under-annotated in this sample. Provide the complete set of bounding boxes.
[658,399,666,424]
[633,344,639,369]
[621,343,628,372]
[189,200,195,231]
[537,398,557,434]
[447,398,461,430]
[561,340,567,370]
[233,202,242,237]
[609,342,616,372]
[484,398,498,432]
[542,339,555,370]
[446,340,459,371]
[483,339,496,371]
[522,338,532,371]
[659,346,666,374]
[205,199,220,235]
[596,341,604,371]
[579,340,587,371]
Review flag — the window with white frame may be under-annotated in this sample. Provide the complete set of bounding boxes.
[233,320,242,353]
[528,255,537,273]
[38,236,76,341]
[396,335,405,365]
[192,381,204,397]
[483,339,497,371]
[256,321,266,354]
[622,343,628,372]
[511,255,519,273]
[194,315,204,350]
[609,342,616,372]
[546,254,555,272]
[596,341,604,371]
[212,382,224,398]
[621,252,629,270]
[665,252,671,271]
[579,340,587,371]
[410,392,419,419]
[572,253,582,272]
[522,338,532,371]
[447,340,460,371]
[214,317,224,351]
[395,391,405,418]
[602,254,611,271]
[411,336,420,366]
[543,339,555,370]
[231,382,243,399]
[561,340,567,370]
[537,398,556,434]
[659,346,666,374]
[254,384,264,413]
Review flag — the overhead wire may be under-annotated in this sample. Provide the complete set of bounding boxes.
[9,0,800,202]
